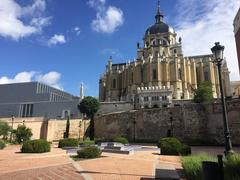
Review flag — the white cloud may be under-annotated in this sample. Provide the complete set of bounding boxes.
[0,71,63,90]
[37,72,63,89]
[88,0,124,33]
[0,0,50,40]
[73,26,81,36]
[48,34,66,46]
[173,0,240,81]
[0,72,35,84]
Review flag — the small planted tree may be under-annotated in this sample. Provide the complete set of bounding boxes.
[194,82,214,103]
[64,115,70,138]
[78,96,100,140]
[14,125,33,144]
[0,121,10,140]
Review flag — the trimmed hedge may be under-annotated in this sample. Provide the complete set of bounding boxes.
[159,137,182,155]
[114,137,129,145]
[0,140,6,150]
[58,138,79,148]
[181,144,192,156]
[21,139,50,153]
[157,137,191,156]
[77,146,102,159]
[79,140,95,147]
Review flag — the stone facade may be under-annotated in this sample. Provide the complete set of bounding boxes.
[234,7,240,74]
[1,117,90,141]
[95,99,240,145]
[99,2,231,104]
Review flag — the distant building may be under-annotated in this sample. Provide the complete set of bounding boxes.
[0,82,80,119]
[234,7,240,74]
[99,1,231,108]
[231,81,240,97]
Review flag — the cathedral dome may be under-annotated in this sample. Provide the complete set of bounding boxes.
[145,22,172,36]
[145,0,174,36]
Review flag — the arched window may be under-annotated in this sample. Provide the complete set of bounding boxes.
[204,71,209,81]
[174,49,177,54]
[141,67,144,82]
[131,72,134,83]
[153,69,157,80]
[113,79,116,89]
[178,68,182,80]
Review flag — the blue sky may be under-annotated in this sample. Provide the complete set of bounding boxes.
[0,0,240,97]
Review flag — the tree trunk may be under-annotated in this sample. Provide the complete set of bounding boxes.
[89,115,94,140]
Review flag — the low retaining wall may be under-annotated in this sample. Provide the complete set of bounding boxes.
[95,99,240,145]
[1,117,90,141]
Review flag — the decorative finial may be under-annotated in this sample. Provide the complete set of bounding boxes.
[157,0,160,13]
[155,0,163,23]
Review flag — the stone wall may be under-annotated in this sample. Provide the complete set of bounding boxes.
[1,117,90,141]
[95,99,240,145]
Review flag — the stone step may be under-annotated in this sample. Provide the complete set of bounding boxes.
[155,163,180,180]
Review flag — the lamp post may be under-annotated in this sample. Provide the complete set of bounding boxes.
[133,120,136,142]
[211,42,234,155]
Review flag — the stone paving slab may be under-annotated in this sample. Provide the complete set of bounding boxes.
[0,164,84,180]
[77,151,158,180]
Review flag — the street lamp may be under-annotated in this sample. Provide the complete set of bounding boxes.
[133,120,137,142]
[211,42,234,155]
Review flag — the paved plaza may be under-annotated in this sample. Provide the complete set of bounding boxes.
[0,144,239,180]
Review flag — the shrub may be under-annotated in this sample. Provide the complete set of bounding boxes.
[157,137,191,156]
[114,137,128,145]
[224,154,240,180]
[21,139,50,153]
[58,138,79,148]
[14,125,33,144]
[0,140,6,150]
[79,140,95,146]
[158,137,182,155]
[77,146,102,159]
[181,154,217,180]
[94,137,106,144]
[180,144,192,156]
[0,121,10,140]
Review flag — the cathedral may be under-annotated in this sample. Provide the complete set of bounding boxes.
[99,1,231,107]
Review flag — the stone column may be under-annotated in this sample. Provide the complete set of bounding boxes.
[191,60,197,89]
[182,58,189,99]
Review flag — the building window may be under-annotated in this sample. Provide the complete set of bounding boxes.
[20,104,34,117]
[131,72,134,83]
[141,67,144,82]
[174,49,177,54]
[153,69,157,80]
[144,97,148,102]
[204,71,209,81]
[178,68,182,80]
[113,79,116,89]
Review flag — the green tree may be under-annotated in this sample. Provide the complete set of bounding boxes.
[194,82,214,103]
[64,115,70,138]
[78,96,100,140]
[0,121,10,140]
[14,125,33,144]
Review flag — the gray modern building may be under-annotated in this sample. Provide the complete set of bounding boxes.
[0,82,80,119]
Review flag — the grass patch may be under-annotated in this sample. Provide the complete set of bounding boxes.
[224,154,240,180]
[181,154,217,180]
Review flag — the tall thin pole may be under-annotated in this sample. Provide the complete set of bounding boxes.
[217,62,233,155]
